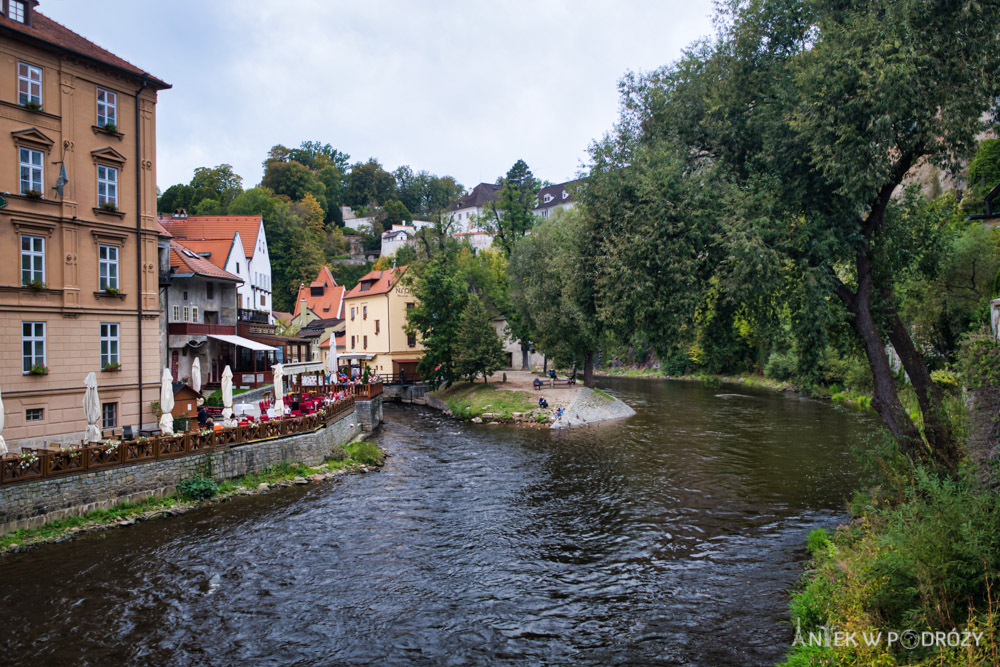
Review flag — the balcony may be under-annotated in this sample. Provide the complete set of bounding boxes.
[238,309,270,324]
[167,323,237,336]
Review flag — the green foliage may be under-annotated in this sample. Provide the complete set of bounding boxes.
[805,528,830,557]
[176,476,219,501]
[405,248,468,386]
[203,387,249,407]
[962,138,1000,215]
[341,441,384,466]
[764,351,798,381]
[346,158,396,209]
[378,199,412,230]
[454,293,505,382]
[478,159,541,256]
[435,383,537,419]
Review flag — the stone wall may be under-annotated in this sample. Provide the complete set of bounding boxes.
[355,396,383,431]
[0,404,366,535]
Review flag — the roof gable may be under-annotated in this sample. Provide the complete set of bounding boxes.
[158,216,263,259]
[343,266,408,299]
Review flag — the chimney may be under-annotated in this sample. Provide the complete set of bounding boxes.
[172,209,188,220]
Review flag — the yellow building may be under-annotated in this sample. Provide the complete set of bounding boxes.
[342,266,423,378]
[0,2,170,448]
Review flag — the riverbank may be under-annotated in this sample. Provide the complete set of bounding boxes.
[426,370,635,428]
[0,440,386,555]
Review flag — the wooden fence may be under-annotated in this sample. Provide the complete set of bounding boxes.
[0,396,358,486]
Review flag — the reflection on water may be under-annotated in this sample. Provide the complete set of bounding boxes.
[0,378,875,665]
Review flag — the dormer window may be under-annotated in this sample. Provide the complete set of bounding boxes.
[310,285,324,297]
[543,194,554,204]
[8,1,26,23]
[562,191,569,200]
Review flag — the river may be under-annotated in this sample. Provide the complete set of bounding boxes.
[0,377,875,665]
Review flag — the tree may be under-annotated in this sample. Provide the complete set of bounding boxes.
[158,183,195,214]
[455,294,505,383]
[404,249,467,387]
[377,199,412,230]
[587,0,1000,468]
[190,164,243,212]
[481,159,541,256]
[261,160,327,211]
[229,186,282,218]
[509,208,603,387]
[346,159,396,209]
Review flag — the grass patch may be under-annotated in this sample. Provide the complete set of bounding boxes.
[433,382,537,419]
[203,387,251,407]
[592,387,614,401]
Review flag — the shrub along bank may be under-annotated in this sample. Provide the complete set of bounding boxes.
[781,337,1000,666]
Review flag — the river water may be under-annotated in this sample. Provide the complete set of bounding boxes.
[0,378,875,665]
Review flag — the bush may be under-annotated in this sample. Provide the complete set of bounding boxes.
[342,441,384,466]
[177,476,219,501]
[325,447,349,462]
[764,350,798,381]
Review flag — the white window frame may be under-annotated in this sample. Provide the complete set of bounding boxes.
[192,306,199,323]
[100,322,119,366]
[22,321,45,373]
[172,304,180,321]
[25,408,43,422]
[9,1,25,23]
[20,234,43,285]
[182,306,190,322]
[97,165,118,207]
[96,88,116,127]
[19,147,42,195]
[17,61,40,105]
[98,244,119,290]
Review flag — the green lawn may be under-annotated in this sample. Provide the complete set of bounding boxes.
[434,382,538,419]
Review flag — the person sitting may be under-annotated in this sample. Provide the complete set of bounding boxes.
[533,378,544,390]
[196,406,214,428]
[538,396,549,409]
[549,369,557,379]
[555,406,564,418]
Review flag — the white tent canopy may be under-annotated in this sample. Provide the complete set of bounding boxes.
[159,368,175,435]
[83,372,102,443]
[207,334,278,352]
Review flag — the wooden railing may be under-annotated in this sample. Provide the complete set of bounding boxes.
[0,396,356,486]
[332,382,383,399]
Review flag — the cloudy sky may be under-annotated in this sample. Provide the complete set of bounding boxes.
[42,0,716,192]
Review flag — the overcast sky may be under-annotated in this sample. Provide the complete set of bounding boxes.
[42,0,716,193]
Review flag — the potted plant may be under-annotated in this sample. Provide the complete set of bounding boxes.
[24,279,45,291]
[102,286,121,296]
[22,189,42,199]
[99,201,118,212]
[103,122,117,134]
[23,101,42,112]
[28,364,48,375]
[18,450,38,469]
[102,361,121,372]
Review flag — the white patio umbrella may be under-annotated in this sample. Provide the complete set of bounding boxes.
[83,371,102,442]
[191,357,202,396]
[327,345,338,380]
[0,384,7,457]
[273,364,285,415]
[221,365,234,422]
[159,368,175,435]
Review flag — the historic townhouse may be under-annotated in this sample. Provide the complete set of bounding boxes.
[342,266,423,379]
[0,1,169,448]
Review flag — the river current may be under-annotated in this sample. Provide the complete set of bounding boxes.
[0,377,875,665]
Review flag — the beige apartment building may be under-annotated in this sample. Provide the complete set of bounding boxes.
[342,266,423,379]
[0,2,169,448]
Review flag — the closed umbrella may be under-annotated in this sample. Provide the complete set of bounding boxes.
[159,368,175,435]
[221,365,233,422]
[83,371,102,442]
[191,357,202,396]
[0,384,6,457]
[273,364,284,415]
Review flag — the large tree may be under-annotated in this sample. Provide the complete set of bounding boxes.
[454,294,506,383]
[482,159,541,256]
[587,0,1000,468]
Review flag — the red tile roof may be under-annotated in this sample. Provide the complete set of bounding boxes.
[155,220,173,238]
[169,241,242,282]
[158,216,263,259]
[293,265,344,318]
[2,9,169,89]
[343,266,408,299]
[169,238,237,272]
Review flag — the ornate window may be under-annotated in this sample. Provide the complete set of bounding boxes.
[99,244,119,290]
[97,88,117,127]
[22,321,45,372]
[97,165,117,207]
[100,323,119,366]
[17,61,40,105]
[20,235,43,285]
[19,147,42,195]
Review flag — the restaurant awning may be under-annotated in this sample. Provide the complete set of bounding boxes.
[207,334,278,352]
[339,353,376,360]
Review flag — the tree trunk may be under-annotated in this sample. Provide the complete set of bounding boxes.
[543,356,548,374]
[584,351,595,388]
[838,256,924,457]
[520,342,529,371]
[885,308,958,468]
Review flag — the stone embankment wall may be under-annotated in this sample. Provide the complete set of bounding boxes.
[383,385,430,404]
[0,399,380,535]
